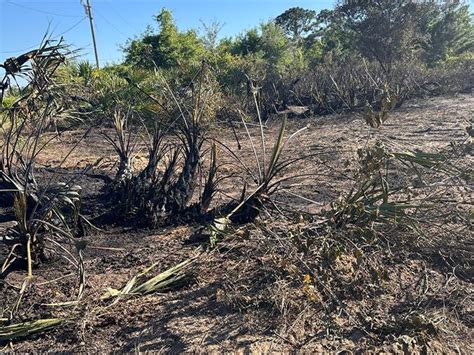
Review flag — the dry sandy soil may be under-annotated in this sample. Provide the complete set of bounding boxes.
[0,94,473,352]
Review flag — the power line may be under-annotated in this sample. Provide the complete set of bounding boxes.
[5,0,82,18]
[104,0,139,32]
[0,45,39,54]
[94,8,129,39]
[56,17,88,38]
[0,18,87,56]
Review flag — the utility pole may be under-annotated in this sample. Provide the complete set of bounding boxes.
[82,0,100,68]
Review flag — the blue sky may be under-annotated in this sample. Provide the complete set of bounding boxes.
[0,0,335,66]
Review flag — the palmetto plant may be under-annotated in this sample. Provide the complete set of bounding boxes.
[206,102,309,243]
[328,141,454,229]
[0,37,85,276]
[5,185,81,276]
[103,107,137,185]
[104,61,221,225]
[0,38,68,102]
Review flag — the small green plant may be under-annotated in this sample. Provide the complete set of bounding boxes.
[328,141,453,229]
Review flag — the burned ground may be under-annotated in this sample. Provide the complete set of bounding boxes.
[1,94,473,352]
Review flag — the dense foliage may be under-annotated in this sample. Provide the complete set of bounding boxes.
[41,1,471,126]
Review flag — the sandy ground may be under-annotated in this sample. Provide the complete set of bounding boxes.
[0,94,473,352]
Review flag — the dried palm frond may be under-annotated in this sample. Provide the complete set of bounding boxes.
[102,258,195,302]
[200,143,219,212]
[364,83,399,128]
[0,318,63,341]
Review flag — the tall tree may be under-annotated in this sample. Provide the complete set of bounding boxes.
[425,4,474,64]
[275,7,317,43]
[309,9,356,60]
[335,0,432,73]
[123,9,204,69]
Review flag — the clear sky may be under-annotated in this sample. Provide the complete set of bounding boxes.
[0,0,336,66]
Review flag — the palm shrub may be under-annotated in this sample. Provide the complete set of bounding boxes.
[328,141,455,230]
[103,107,137,186]
[104,61,221,225]
[0,38,85,275]
[207,103,309,242]
[1,38,70,204]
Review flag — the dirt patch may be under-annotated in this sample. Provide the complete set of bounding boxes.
[1,94,473,352]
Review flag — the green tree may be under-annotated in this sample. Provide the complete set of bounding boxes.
[425,4,474,65]
[335,0,432,73]
[230,28,262,56]
[275,7,317,43]
[123,8,205,69]
[260,23,292,69]
[304,9,356,63]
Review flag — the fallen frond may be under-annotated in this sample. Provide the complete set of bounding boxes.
[0,318,63,342]
[102,257,195,302]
